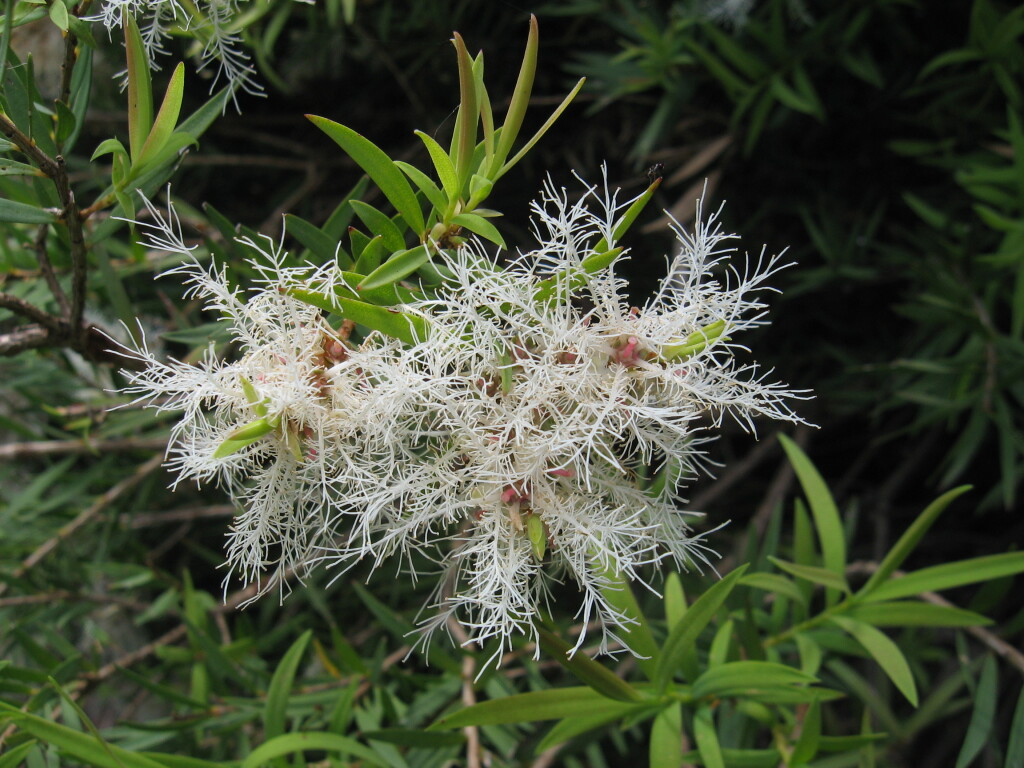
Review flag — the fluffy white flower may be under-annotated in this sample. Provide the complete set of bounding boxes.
[321,176,811,662]
[117,177,809,663]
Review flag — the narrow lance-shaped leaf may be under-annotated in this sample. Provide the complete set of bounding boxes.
[357,245,431,293]
[830,616,918,706]
[597,564,660,681]
[137,62,185,170]
[123,10,153,165]
[863,551,1024,603]
[308,116,425,234]
[287,287,429,347]
[768,556,850,594]
[779,434,846,602]
[263,630,313,742]
[241,733,386,768]
[498,76,586,180]
[451,32,478,192]
[693,705,726,768]
[430,687,640,730]
[858,486,972,599]
[655,564,748,692]
[451,212,505,248]
[415,129,459,202]
[536,627,646,703]
[593,176,661,253]
[490,14,538,176]
[955,655,997,768]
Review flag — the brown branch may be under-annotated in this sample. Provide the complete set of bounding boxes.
[121,503,235,529]
[0,323,52,355]
[34,223,70,315]
[0,112,60,178]
[0,436,168,460]
[0,292,66,332]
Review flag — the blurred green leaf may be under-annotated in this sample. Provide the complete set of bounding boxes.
[830,616,918,706]
[431,686,645,729]
[263,629,313,743]
[241,732,386,768]
[956,655,997,768]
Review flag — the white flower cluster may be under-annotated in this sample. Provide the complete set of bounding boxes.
[94,0,311,99]
[118,179,808,663]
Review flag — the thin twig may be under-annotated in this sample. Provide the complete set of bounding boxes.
[0,436,168,460]
[34,223,70,314]
[0,291,66,331]
[0,112,60,177]
[0,454,165,598]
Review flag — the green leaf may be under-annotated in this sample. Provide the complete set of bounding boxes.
[693,705,725,768]
[241,733,386,768]
[650,702,683,768]
[352,234,387,275]
[395,160,448,214]
[858,486,973,599]
[0,742,36,768]
[137,61,184,170]
[451,32,478,191]
[956,655,997,768]
[537,627,646,702]
[263,629,313,743]
[490,14,537,175]
[285,213,343,265]
[123,10,153,165]
[414,129,459,200]
[48,0,68,31]
[430,687,640,730]
[656,565,748,692]
[1005,683,1024,768]
[0,157,40,176]
[499,77,585,179]
[830,616,918,706]
[597,566,660,680]
[593,176,661,253]
[350,199,406,253]
[535,703,650,753]
[846,601,991,627]
[212,417,275,459]
[357,245,431,292]
[664,571,686,627]
[661,320,728,361]
[789,699,821,765]
[0,702,168,768]
[779,434,846,602]
[864,552,1024,603]
[768,557,850,594]
[308,115,425,234]
[286,287,428,346]
[364,729,464,748]
[0,198,55,223]
[532,247,623,304]
[690,661,816,700]
[451,212,505,248]
[739,572,808,605]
